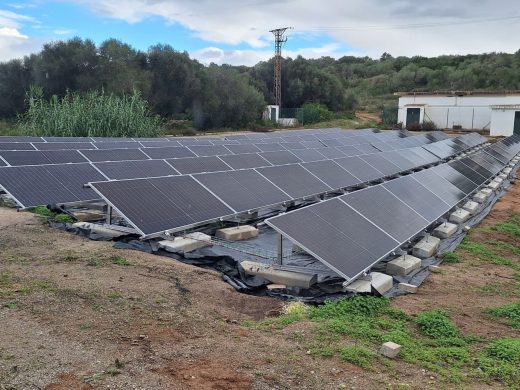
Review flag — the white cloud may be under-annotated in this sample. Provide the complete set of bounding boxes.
[74,0,520,62]
[53,28,75,35]
[0,9,44,61]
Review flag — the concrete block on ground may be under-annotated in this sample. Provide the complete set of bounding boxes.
[72,222,126,238]
[449,208,471,224]
[266,283,286,290]
[380,342,401,359]
[158,232,212,253]
[370,272,393,295]
[241,261,317,288]
[412,235,441,258]
[344,279,372,294]
[215,225,258,241]
[503,167,512,174]
[462,200,479,215]
[487,181,500,191]
[433,222,458,238]
[493,177,504,186]
[398,283,418,294]
[386,255,421,276]
[481,188,493,195]
[498,173,508,180]
[472,191,488,204]
[429,265,442,273]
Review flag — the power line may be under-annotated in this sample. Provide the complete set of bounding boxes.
[301,15,520,32]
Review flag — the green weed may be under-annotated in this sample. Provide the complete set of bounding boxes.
[110,256,132,266]
[339,346,373,369]
[477,338,520,384]
[441,252,460,264]
[486,302,520,329]
[415,310,461,340]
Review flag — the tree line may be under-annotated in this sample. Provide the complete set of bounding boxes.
[1,37,520,129]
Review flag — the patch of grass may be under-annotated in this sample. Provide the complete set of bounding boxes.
[486,302,520,329]
[459,239,520,272]
[492,214,520,238]
[477,338,520,385]
[441,252,460,264]
[309,296,390,320]
[109,256,132,266]
[30,206,73,223]
[415,310,461,340]
[339,345,374,369]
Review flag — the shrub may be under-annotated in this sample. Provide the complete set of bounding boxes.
[406,122,422,131]
[422,121,437,131]
[301,102,333,124]
[18,86,163,137]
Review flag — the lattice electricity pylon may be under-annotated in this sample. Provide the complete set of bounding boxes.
[269,27,292,108]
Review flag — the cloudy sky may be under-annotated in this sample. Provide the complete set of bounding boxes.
[1,0,520,65]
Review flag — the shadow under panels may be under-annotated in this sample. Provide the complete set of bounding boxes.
[0,150,87,166]
[89,176,234,236]
[0,163,105,208]
[94,160,179,180]
[194,169,291,212]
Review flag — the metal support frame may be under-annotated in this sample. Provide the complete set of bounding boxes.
[277,233,283,265]
[269,27,292,108]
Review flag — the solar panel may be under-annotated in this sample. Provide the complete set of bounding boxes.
[301,140,324,149]
[89,176,234,235]
[256,164,331,198]
[141,146,196,159]
[188,145,232,156]
[223,144,261,154]
[218,153,270,169]
[140,140,179,148]
[371,142,395,152]
[42,137,92,142]
[290,148,327,162]
[334,156,383,183]
[382,175,452,221]
[33,142,94,151]
[448,160,487,185]
[93,141,142,149]
[484,147,510,164]
[351,143,380,154]
[458,156,495,179]
[380,151,416,171]
[166,156,231,174]
[301,160,361,189]
[266,198,399,280]
[343,186,430,242]
[94,160,178,180]
[0,143,36,151]
[411,169,466,205]
[259,151,302,165]
[315,147,346,159]
[431,164,479,194]
[255,143,286,152]
[177,139,213,146]
[91,137,134,142]
[359,154,402,176]
[280,141,306,150]
[194,169,291,212]
[320,139,344,147]
[0,150,87,166]
[0,158,6,167]
[0,163,105,207]
[336,145,363,156]
[80,148,149,162]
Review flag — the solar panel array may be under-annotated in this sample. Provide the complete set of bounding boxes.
[266,134,520,284]
[87,132,486,236]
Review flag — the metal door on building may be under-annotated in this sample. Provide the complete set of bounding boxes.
[514,111,520,135]
[406,108,421,126]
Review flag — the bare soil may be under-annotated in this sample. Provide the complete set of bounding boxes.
[0,173,519,389]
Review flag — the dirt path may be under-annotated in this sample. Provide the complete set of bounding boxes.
[0,173,518,389]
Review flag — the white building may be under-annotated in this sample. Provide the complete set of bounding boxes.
[396,91,520,136]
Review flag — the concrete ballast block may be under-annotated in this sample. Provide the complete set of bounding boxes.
[241,261,316,288]
[158,232,212,253]
[493,177,504,185]
[386,255,421,276]
[433,222,458,238]
[344,279,372,294]
[215,225,258,241]
[462,200,479,215]
[487,181,500,191]
[380,342,401,358]
[449,208,471,224]
[498,173,507,180]
[503,167,512,174]
[370,272,393,295]
[473,191,488,204]
[398,283,418,294]
[72,222,126,238]
[412,235,441,258]
[481,188,493,195]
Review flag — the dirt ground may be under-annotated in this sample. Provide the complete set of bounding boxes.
[0,173,519,389]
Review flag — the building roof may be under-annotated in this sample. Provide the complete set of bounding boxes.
[395,90,520,97]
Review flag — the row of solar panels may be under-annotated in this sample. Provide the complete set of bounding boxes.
[0,128,386,145]
[0,130,441,207]
[86,133,487,237]
[266,135,520,284]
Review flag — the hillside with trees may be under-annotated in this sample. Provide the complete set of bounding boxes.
[1,37,520,130]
